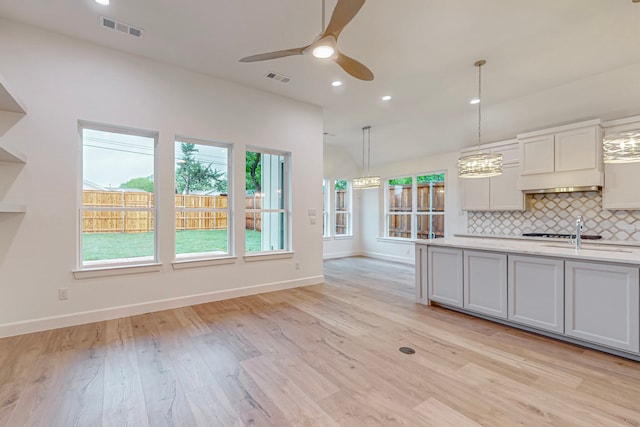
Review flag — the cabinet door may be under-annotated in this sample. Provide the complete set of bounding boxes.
[603,162,640,210]
[428,247,463,307]
[508,255,564,333]
[520,135,555,175]
[555,127,598,172]
[489,163,524,211]
[565,261,639,352]
[463,250,507,318]
[460,176,490,211]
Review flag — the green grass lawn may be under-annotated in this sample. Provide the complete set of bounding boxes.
[82,229,263,261]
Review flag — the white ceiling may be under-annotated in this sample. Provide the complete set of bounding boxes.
[1,0,640,167]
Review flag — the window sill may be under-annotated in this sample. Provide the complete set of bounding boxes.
[376,237,414,245]
[172,256,237,270]
[334,235,353,240]
[73,263,162,279]
[323,236,331,241]
[243,251,294,262]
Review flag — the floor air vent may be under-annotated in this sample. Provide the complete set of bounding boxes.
[101,16,143,38]
[265,72,291,84]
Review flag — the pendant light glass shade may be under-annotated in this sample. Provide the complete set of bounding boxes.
[603,131,640,163]
[353,126,381,190]
[457,152,503,178]
[457,59,503,179]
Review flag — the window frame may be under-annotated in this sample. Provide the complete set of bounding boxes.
[334,178,352,237]
[384,171,446,240]
[322,178,331,238]
[174,136,233,261]
[244,147,292,254]
[78,121,159,269]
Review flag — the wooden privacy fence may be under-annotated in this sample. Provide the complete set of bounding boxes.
[387,182,445,238]
[82,190,251,233]
[245,194,262,232]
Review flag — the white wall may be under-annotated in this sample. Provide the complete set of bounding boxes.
[322,144,467,264]
[322,143,362,259]
[0,19,324,337]
[358,151,467,264]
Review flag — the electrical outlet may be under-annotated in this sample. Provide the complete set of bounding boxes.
[295,261,301,270]
[310,217,316,225]
[58,288,69,300]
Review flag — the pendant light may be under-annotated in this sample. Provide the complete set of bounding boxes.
[603,130,640,163]
[353,126,381,189]
[457,60,503,178]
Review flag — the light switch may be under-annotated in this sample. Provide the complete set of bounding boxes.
[308,208,317,216]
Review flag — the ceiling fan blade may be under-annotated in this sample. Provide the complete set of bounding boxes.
[322,0,366,39]
[334,51,374,81]
[239,47,307,62]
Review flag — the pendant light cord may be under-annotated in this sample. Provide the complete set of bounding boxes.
[361,126,365,176]
[363,126,372,177]
[475,60,485,151]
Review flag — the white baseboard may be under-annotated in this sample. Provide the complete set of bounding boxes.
[361,251,415,265]
[0,275,324,338]
[323,250,363,260]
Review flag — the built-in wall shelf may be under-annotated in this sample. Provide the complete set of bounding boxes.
[0,144,26,163]
[0,75,27,114]
[0,203,26,213]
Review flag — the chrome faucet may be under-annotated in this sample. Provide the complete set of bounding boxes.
[574,215,583,250]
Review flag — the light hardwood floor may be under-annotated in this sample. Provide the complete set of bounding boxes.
[1,257,639,426]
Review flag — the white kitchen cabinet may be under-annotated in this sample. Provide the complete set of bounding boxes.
[518,120,603,191]
[603,162,640,209]
[565,261,639,353]
[460,140,524,211]
[508,255,564,333]
[463,250,507,318]
[520,134,555,175]
[601,116,640,210]
[427,246,463,307]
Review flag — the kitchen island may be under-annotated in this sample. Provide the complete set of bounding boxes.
[415,235,640,361]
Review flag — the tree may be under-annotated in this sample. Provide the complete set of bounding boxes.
[175,143,225,194]
[246,151,262,194]
[120,176,154,192]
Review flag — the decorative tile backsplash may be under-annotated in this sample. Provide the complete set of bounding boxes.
[467,191,640,242]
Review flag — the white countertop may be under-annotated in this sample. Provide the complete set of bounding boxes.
[415,235,640,265]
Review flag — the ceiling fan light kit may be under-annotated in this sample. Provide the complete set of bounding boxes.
[239,0,374,81]
[458,59,503,179]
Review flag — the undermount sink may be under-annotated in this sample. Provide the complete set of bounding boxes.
[541,244,634,254]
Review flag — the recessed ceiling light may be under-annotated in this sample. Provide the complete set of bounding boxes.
[331,81,343,87]
[95,0,110,5]
[382,95,392,101]
[469,98,480,104]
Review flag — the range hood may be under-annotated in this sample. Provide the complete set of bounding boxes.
[523,185,602,194]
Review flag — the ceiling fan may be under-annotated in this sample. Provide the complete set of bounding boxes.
[239,0,374,81]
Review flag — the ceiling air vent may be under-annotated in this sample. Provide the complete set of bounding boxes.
[101,16,143,38]
[265,72,291,84]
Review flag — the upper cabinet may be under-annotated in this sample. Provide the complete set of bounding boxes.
[602,116,640,210]
[460,140,525,211]
[518,119,603,191]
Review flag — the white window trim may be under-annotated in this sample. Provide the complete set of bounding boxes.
[77,121,159,271]
[334,178,352,237]
[245,147,292,254]
[383,171,446,240]
[174,136,233,260]
[322,178,331,238]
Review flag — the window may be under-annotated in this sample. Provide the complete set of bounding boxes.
[245,149,290,253]
[385,173,445,239]
[80,123,157,267]
[322,178,330,238]
[175,138,231,259]
[335,179,351,236]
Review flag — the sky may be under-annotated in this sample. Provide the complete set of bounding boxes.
[82,128,228,189]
